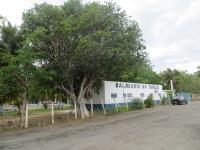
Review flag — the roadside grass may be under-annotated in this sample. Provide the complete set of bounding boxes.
[0,100,172,132]
[105,100,145,115]
[29,108,64,116]
[0,110,18,118]
[0,106,71,120]
[0,102,173,132]
[0,106,74,132]
[161,96,171,105]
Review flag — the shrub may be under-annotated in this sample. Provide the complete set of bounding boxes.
[106,105,128,113]
[144,94,155,108]
[118,106,128,112]
[129,98,144,110]
[161,96,170,105]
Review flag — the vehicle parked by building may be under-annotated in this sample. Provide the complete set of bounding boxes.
[171,96,189,105]
[176,92,192,101]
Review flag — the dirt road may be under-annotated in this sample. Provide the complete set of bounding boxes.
[1,102,200,150]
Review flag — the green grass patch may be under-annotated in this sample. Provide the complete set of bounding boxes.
[0,106,71,120]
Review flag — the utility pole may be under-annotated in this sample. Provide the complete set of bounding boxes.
[170,80,174,91]
[170,80,175,97]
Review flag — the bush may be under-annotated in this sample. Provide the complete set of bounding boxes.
[118,106,128,112]
[106,105,128,113]
[144,94,155,108]
[129,98,144,110]
[161,96,170,105]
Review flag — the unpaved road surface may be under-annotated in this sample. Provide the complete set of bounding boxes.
[1,102,200,150]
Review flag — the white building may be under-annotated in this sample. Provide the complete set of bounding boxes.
[88,81,163,109]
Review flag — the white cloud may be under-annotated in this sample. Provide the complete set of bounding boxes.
[0,0,199,73]
[176,1,200,26]
[0,0,63,26]
[0,0,32,25]
[121,0,200,73]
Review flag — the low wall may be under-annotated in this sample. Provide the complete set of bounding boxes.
[192,94,200,101]
[86,100,161,110]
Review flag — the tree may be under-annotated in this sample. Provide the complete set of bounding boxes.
[160,68,200,94]
[177,72,200,94]
[160,68,186,91]
[21,0,148,118]
[0,19,21,54]
[0,48,38,127]
[121,64,161,84]
[195,66,200,77]
[0,18,21,106]
[0,18,38,127]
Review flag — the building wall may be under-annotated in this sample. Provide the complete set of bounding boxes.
[86,81,163,109]
[104,81,163,104]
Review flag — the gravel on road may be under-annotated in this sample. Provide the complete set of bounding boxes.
[1,102,200,150]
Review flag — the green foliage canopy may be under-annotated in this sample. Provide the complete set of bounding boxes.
[21,0,148,99]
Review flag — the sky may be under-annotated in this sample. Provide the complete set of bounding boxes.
[0,0,200,73]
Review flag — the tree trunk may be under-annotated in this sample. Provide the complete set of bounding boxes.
[60,78,93,119]
[79,97,89,119]
[77,78,91,119]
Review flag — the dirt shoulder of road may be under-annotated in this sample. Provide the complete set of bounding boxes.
[1,102,200,150]
[0,105,166,136]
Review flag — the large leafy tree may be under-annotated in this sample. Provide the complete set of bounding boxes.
[121,64,161,84]
[0,17,21,72]
[195,66,200,77]
[0,17,22,105]
[178,74,200,94]
[0,48,38,127]
[21,0,148,118]
[160,68,185,91]
[0,17,38,127]
[160,68,200,94]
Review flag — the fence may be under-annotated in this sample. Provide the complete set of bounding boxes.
[192,94,200,101]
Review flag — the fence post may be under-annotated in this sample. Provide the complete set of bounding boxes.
[51,101,54,125]
[74,101,77,119]
[143,99,146,108]
[114,99,119,112]
[124,98,129,111]
[90,99,94,117]
[25,102,28,128]
[101,99,106,115]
